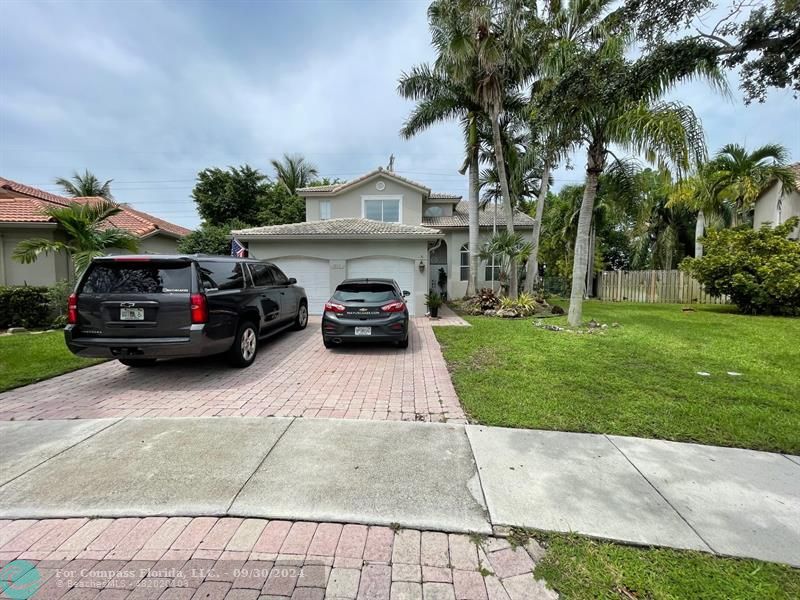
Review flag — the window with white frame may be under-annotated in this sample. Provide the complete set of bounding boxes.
[460,244,469,281]
[319,200,331,220]
[363,196,401,222]
[484,254,501,282]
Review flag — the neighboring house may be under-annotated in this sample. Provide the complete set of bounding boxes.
[753,162,800,239]
[0,176,191,286]
[233,167,535,315]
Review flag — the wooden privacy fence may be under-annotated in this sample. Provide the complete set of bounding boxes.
[598,270,729,304]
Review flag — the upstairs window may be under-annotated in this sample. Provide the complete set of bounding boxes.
[319,200,331,220]
[363,197,401,222]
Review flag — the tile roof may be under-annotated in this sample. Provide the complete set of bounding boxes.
[233,218,442,238]
[429,192,463,199]
[297,167,461,200]
[423,201,536,228]
[0,177,191,237]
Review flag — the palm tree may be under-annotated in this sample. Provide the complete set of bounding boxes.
[706,143,796,225]
[270,154,319,195]
[668,162,733,257]
[398,61,483,296]
[479,230,532,295]
[13,201,138,275]
[526,0,622,291]
[429,0,534,298]
[536,27,724,325]
[55,170,114,200]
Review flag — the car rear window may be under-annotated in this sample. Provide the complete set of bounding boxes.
[332,283,397,302]
[198,261,246,290]
[81,262,191,294]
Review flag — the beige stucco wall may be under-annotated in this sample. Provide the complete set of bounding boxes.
[138,233,182,254]
[247,238,431,315]
[304,177,425,225]
[0,227,71,287]
[754,182,800,239]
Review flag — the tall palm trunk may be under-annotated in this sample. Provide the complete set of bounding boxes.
[568,148,603,326]
[489,101,517,297]
[695,210,705,257]
[468,135,480,297]
[527,160,550,292]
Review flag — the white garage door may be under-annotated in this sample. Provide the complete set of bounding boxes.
[347,257,416,315]
[270,257,330,315]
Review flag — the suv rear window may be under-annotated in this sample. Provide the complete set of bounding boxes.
[81,262,191,294]
[333,283,397,302]
[198,261,246,290]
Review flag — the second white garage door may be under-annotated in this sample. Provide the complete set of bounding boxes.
[270,257,330,315]
[347,257,416,315]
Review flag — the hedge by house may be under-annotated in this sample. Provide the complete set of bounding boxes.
[0,282,71,329]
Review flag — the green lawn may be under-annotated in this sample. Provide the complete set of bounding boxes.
[435,302,800,453]
[0,331,103,392]
[528,532,800,600]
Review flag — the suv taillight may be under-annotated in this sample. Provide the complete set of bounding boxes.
[67,293,78,324]
[324,302,346,313]
[190,293,208,324]
[381,300,406,313]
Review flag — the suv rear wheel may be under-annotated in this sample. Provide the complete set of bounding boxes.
[228,320,259,367]
[292,301,309,330]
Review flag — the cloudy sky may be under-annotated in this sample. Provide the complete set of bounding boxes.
[1,0,798,229]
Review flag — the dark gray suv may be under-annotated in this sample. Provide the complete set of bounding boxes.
[65,255,308,368]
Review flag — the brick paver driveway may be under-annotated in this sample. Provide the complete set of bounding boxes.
[0,318,465,423]
[0,517,555,599]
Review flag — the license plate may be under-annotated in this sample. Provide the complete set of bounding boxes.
[120,307,144,321]
[354,327,372,336]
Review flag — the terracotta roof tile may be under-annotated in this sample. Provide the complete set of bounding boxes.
[423,201,535,228]
[0,177,191,238]
[233,218,442,238]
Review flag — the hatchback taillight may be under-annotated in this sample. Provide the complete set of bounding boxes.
[381,300,406,313]
[67,293,78,325]
[190,293,208,324]
[324,302,346,314]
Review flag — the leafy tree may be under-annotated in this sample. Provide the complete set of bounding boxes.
[626,0,800,103]
[682,216,800,314]
[192,165,268,226]
[13,201,138,275]
[270,154,319,195]
[177,223,234,256]
[55,170,114,200]
[258,182,306,225]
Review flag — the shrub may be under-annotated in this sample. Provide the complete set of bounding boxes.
[47,280,73,327]
[0,286,52,329]
[682,217,800,315]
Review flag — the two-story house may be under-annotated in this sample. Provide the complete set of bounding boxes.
[232,167,535,315]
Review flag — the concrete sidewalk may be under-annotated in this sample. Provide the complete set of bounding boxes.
[1,417,798,567]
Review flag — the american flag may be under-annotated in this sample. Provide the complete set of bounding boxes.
[231,238,248,258]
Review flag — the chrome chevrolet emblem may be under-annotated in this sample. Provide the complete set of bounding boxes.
[359,308,368,312]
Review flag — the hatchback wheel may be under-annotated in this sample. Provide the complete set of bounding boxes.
[293,302,309,330]
[228,320,258,367]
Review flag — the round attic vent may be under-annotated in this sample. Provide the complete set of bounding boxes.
[376,181,386,191]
